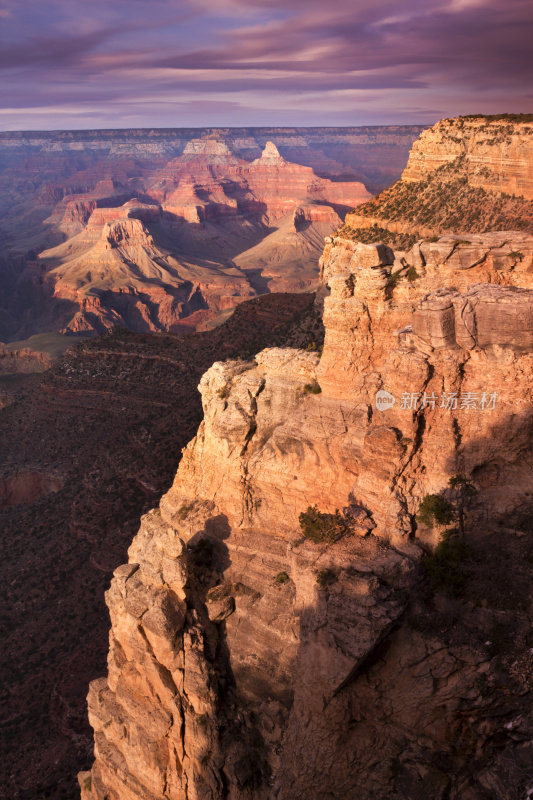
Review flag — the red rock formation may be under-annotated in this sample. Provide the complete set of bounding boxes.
[0,292,317,800]
[28,141,371,336]
[80,227,533,800]
[344,115,533,239]
[148,139,370,224]
[3,126,424,341]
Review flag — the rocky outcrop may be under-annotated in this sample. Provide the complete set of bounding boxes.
[0,344,52,373]
[80,228,533,799]
[344,115,533,239]
[181,139,241,165]
[412,284,533,351]
[402,116,533,199]
[251,140,286,165]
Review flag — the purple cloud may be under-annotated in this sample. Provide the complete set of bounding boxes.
[0,0,531,129]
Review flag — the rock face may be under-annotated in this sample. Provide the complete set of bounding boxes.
[412,284,533,351]
[402,116,533,199]
[80,228,533,799]
[252,140,285,165]
[4,138,370,338]
[0,292,318,800]
[344,115,533,240]
[146,139,370,225]
[0,344,52,373]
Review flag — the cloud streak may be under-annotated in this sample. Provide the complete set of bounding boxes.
[0,0,531,129]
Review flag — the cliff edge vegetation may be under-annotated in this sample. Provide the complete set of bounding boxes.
[342,115,533,244]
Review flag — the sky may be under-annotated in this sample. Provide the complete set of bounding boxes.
[0,0,532,130]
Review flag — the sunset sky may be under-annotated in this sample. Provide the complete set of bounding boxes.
[0,0,531,130]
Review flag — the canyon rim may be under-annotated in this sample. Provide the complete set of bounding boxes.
[76,116,533,800]
[2,0,533,796]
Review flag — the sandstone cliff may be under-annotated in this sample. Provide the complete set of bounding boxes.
[80,227,533,799]
[0,293,318,799]
[344,115,533,241]
[402,115,533,198]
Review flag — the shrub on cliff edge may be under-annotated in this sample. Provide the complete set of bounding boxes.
[417,494,455,527]
[299,505,345,543]
[303,381,322,395]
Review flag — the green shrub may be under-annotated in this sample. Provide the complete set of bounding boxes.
[417,494,455,527]
[423,530,474,597]
[406,265,420,282]
[334,223,417,251]
[217,386,230,399]
[508,250,524,261]
[83,776,92,793]
[458,113,533,123]
[299,505,344,543]
[447,474,476,535]
[316,568,337,588]
[275,571,290,584]
[303,381,322,395]
[304,342,323,357]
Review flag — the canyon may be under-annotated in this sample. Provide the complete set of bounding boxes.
[0,292,322,800]
[1,116,532,800]
[0,126,423,344]
[35,141,368,337]
[78,117,533,800]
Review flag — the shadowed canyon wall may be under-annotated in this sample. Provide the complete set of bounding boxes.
[80,221,533,799]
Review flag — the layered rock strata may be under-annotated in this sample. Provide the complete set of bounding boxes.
[30,142,370,336]
[402,116,533,199]
[344,115,533,239]
[81,229,533,799]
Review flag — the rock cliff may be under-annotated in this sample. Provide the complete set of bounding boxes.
[402,115,533,199]
[344,115,533,241]
[0,292,318,799]
[80,226,533,799]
